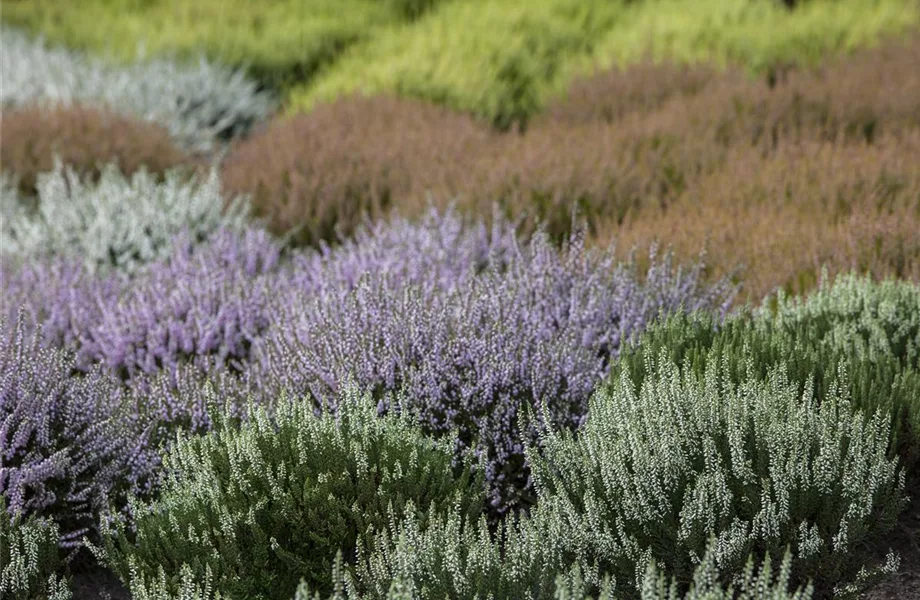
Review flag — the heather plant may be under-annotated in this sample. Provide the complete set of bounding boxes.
[763,272,920,368]
[0,103,195,198]
[0,314,158,550]
[257,220,737,515]
[612,309,920,475]
[290,0,917,125]
[88,227,284,381]
[0,27,275,153]
[334,505,816,600]
[525,356,905,597]
[0,497,71,600]
[220,95,495,248]
[98,384,486,599]
[0,161,253,275]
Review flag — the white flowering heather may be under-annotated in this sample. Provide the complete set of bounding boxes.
[0,500,71,600]
[759,271,920,368]
[296,505,813,600]
[0,161,252,275]
[0,27,275,153]
[98,385,484,600]
[526,354,904,596]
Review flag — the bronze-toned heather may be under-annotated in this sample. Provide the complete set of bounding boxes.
[537,60,729,127]
[594,132,920,303]
[220,93,496,247]
[0,103,200,198]
[220,37,920,298]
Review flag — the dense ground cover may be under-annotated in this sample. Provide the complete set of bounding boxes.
[1,3,919,600]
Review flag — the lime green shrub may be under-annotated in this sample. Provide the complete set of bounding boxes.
[289,0,624,129]
[585,0,920,75]
[98,385,485,600]
[0,497,71,600]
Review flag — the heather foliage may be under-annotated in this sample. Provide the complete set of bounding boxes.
[333,510,816,600]
[613,274,920,470]
[0,315,157,549]
[0,103,195,198]
[220,96,495,247]
[259,221,736,515]
[523,358,904,597]
[0,27,275,153]
[290,0,918,125]
[763,273,920,368]
[0,498,71,600]
[1,226,284,391]
[0,162,252,275]
[99,385,485,599]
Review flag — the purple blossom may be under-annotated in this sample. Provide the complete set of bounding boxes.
[0,313,158,550]
[255,217,737,515]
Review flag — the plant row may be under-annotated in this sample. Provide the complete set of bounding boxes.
[3,0,918,126]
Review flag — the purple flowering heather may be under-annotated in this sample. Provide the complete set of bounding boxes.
[90,227,282,380]
[256,216,737,515]
[1,227,283,382]
[0,313,158,550]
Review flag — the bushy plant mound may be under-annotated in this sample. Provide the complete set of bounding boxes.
[99,385,485,599]
[0,162,253,275]
[527,358,904,597]
[257,218,736,515]
[220,95,495,247]
[0,497,71,600]
[0,26,275,153]
[614,273,920,471]
[0,315,158,550]
[0,103,195,198]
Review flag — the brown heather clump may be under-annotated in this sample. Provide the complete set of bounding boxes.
[537,60,730,127]
[220,94,496,247]
[593,131,920,304]
[0,103,199,197]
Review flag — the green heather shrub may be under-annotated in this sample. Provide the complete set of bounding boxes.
[0,161,252,275]
[613,274,920,471]
[289,539,812,599]
[0,498,71,600]
[523,357,904,597]
[584,0,919,75]
[98,385,485,599]
[763,273,920,369]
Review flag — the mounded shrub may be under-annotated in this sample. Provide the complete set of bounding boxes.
[0,314,158,550]
[0,103,195,198]
[522,356,905,597]
[98,385,486,599]
[0,161,254,275]
[257,217,736,516]
[220,94,495,248]
[612,273,920,471]
[0,497,71,600]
